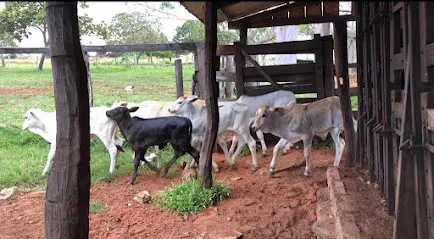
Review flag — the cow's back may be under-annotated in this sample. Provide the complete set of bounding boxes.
[238,90,296,117]
[304,96,343,132]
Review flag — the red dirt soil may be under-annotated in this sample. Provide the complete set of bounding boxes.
[0,148,334,239]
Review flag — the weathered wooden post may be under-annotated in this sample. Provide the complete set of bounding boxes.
[175,59,184,98]
[7,55,10,68]
[83,51,93,107]
[333,19,356,167]
[199,1,218,189]
[45,1,91,238]
[225,56,234,98]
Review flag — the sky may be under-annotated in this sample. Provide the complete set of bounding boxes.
[0,1,197,47]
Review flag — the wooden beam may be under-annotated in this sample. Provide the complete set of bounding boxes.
[241,47,281,90]
[229,15,356,29]
[243,63,315,76]
[306,2,322,17]
[322,35,335,97]
[199,1,218,189]
[234,42,245,97]
[313,34,325,99]
[44,2,90,238]
[0,43,198,54]
[323,2,340,16]
[334,19,356,168]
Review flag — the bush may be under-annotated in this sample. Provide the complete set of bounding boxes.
[154,178,230,217]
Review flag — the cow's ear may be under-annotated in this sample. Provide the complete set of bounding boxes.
[129,106,139,112]
[29,111,35,117]
[271,107,281,113]
[187,95,199,102]
[120,102,128,107]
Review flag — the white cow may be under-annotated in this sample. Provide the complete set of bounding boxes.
[251,96,357,177]
[22,107,125,176]
[226,90,296,157]
[168,95,258,172]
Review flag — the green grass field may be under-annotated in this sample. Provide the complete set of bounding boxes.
[0,59,358,190]
[0,62,195,190]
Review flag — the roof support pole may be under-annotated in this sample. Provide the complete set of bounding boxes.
[44,1,91,238]
[333,19,356,167]
[199,1,218,189]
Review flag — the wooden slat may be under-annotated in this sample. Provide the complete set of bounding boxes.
[244,40,316,55]
[240,47,280,89]
[290,6,305,18]
[323,2,339,16]
[216,45,234,56]
[322,36,335,97]
[306,2,322,17]
[216,71,235,82]
[234,42,244,97]
[426,43,434,67]
[0,43,198,54]
[391,53,404,70]
[245,73,314,83]
[334,87,358,97]
[228,15,356,29]
[243,63,315,77]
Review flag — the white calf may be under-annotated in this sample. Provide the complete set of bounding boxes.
[22,107,125,176]
[251,96,358,177]
[227,90,296,157]
[168,95,258,172]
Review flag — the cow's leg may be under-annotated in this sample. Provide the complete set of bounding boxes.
[241,131,258,172]
[162,148,184,176]
[155,145,162,170]
[216,135,235,172]
[42,143,56,176]
[98,135,119,174]
[228,135,238,156]
[185,138,201,170]
[228,133,246,169]
[330,128,345,167]
[130,149,145,185]
[282,141,294,155]
[255,129,268,157]
[269,138,288,176]
[302,138,313,177]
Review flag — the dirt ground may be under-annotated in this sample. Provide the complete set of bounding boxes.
[0,147,393,239]
[339,167,394,238]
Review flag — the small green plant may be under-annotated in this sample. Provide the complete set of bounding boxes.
[90,201,107,214]
[154,178,230,217]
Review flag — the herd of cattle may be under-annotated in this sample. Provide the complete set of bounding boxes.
[21,90,357,184]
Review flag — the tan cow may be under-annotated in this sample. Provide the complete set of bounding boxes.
[251,96,357,177]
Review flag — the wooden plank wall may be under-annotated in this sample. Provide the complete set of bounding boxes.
[358,2,434,238]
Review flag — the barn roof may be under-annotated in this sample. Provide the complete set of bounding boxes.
[179,1,287,24]
[179,1,356,29]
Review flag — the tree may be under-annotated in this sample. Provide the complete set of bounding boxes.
[105,11,169,64]
[299,24,315,37]
[0,1,99,70]
[173,20,239,45]
[0,32,17,67]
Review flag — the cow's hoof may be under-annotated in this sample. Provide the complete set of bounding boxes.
[128,181,134,185]
[214,168,220,173]
[251,166,258,173]
[41,173,46,177]
[269,171,275,177]
[261,153,267,158]
[302,172,311,178]
[228,164,235,170]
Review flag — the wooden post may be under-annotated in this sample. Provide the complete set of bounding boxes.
[322,36,335,97]
[45,2,90,238]
[333,19,356,167]
[199,1,218,189]
[83,51,93,107]
[234,24,247,98]
[225,56,234,98]
[175,59,184,98]
[314,34,325,99]
[196,44,205,98]
[7,55,10,68]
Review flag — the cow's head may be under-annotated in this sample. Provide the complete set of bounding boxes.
[106,106,139,122]
[22,108,42,131]
[168,95,199,115]
[251,105,281,132]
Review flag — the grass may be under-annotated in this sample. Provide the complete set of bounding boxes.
[90,201,107,214]
[0,62,195,190]
[153,178,230,218]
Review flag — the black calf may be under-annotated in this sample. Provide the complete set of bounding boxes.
[106,106,200,184]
